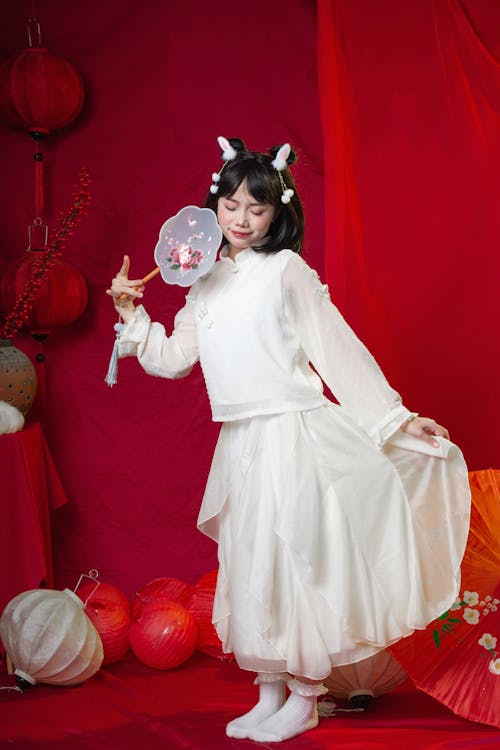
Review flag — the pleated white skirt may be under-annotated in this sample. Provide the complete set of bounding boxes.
[197,404,470,680]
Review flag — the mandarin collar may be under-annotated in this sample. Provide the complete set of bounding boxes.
[219,245,256,267]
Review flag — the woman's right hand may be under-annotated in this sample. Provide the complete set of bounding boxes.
[105,255,145,322]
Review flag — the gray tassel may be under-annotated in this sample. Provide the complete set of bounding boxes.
[104,321,124,387]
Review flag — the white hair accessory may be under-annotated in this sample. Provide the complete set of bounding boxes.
[272,143,295,204]
[271,143,291,171]
[217,136,237,161]
[210,136,238,194]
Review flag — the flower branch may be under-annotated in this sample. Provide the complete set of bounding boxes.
[0,167,91,340]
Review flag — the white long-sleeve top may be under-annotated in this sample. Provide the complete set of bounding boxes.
[118,247,413,445]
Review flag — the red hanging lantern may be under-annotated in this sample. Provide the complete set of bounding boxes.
[0,38,84,137]
[0,17,88,342]
[0,15,88,423]
[0,251,87,337]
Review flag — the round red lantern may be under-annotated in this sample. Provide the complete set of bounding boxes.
[78,582,131,666]
[132,577,194,620]
[0,250,87,336]
[129,600,197,670]
[187,569,233,661]
[0,47,84,136]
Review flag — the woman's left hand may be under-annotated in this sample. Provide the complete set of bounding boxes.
[402,416,450,447]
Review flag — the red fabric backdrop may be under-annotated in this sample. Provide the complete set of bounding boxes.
[0,0,324,596]
[0,0,498,599]
[318,0,500,472]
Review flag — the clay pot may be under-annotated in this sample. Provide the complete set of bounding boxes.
[0,340,37,415]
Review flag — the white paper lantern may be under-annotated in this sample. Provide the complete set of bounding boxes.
[324,650,406,707]
[0,588,103,686]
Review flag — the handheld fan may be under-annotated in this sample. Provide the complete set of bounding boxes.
[105,206,222,385]
[153,205,222,287]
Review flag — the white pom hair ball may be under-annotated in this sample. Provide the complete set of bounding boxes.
[0,401,25,434]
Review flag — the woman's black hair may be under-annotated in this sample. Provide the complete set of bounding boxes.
[205,137,304,255]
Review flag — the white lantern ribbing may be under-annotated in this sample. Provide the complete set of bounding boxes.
[0,588,103,686]
[324,650,407,708]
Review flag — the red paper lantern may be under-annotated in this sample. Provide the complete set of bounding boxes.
[0,47,84,136]
[77,582,131,666]
[129,601,197,670]
[0,251,87,336]
[187,569,233,661]
[131,577,194,619]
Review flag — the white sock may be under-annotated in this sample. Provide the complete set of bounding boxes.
[226,673,288,739]
[249,678,327,743]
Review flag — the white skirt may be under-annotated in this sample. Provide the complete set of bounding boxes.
[197,404,470,680]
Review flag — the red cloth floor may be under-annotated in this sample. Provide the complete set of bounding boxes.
[0,652,497,749]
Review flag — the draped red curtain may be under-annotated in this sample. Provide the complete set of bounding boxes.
[317,0,500,470]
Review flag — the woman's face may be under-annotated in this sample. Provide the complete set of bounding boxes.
[217,180,275,253]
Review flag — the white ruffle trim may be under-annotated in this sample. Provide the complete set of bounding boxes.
[288,678,328,697]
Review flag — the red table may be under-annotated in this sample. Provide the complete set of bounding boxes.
[0,422,68,614]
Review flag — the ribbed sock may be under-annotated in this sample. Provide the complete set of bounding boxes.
[226,673,287,740]
[249,678,327,743]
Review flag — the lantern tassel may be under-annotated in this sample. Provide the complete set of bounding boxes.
[104,321,124,387]
[317,700,364,717]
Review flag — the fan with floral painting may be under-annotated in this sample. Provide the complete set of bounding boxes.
[105,205,222,385]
